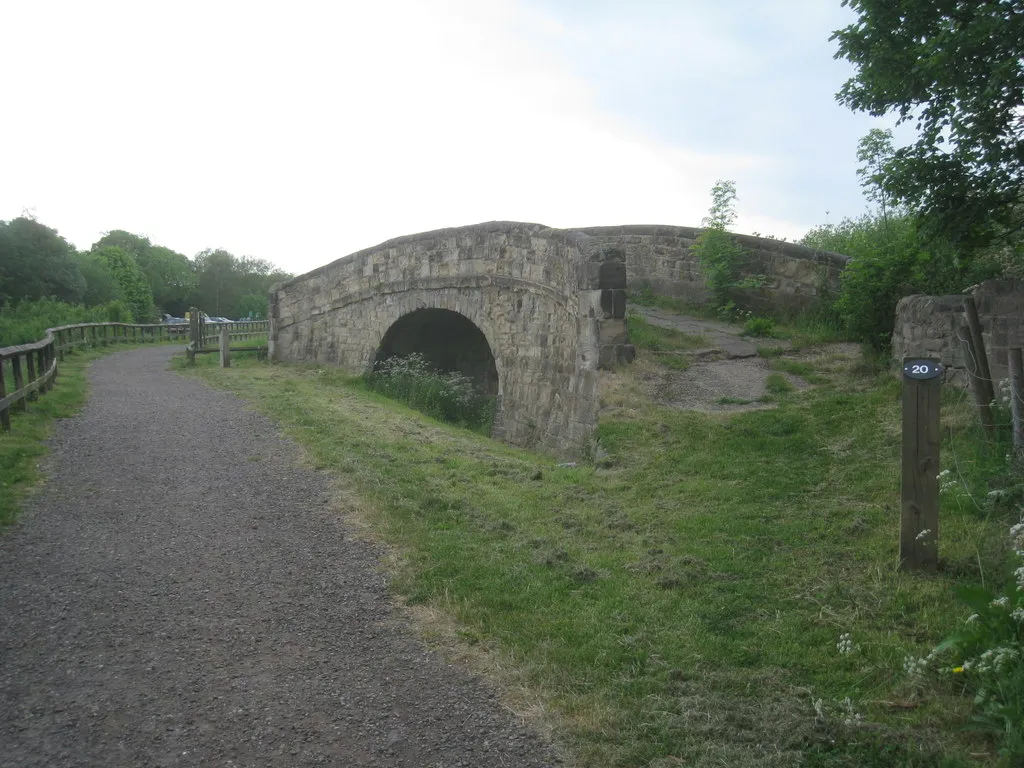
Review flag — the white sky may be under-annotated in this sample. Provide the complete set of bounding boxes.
[0,0,896,275]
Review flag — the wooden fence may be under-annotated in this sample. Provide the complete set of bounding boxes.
[0,322,189,430]
[186,315,269,365]
[198,320,268,349]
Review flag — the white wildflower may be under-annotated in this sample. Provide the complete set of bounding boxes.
[966,613,980,624]
[904,655,929,676]
[812,698,825,722]
[841,697,863,728]
[837,633,856,655]
[991,596,1010,609]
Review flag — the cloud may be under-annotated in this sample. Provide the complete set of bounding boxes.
[0,0,880,275]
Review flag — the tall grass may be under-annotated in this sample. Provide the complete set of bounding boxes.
[0,298,133,347]
[364,353,496,433]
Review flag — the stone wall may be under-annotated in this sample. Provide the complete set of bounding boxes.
[578,225,849,313]
[892,280,1024,386]
[268,222,630,457]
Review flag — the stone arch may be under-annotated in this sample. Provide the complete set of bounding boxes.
[373,308,499,395]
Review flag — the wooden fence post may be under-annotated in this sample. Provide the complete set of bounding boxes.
[35,349,46,393]
[220,327,231,368]
[11,356,25,413]
[901,358,942,571]
[1009,348,1024,460]
[958,322,995,437]
[963,296,994,407]
[189,308,201,349]
[25,353,37,401]
[0,355,9,430]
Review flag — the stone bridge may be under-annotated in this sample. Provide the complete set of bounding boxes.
[268,221,847,457]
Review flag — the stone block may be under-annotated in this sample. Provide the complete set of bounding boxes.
[598,319,628,345]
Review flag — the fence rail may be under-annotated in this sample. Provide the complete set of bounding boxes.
[0,322,188,430]
[198,320,268,349]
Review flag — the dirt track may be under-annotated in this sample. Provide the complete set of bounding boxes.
[0,346,560,767]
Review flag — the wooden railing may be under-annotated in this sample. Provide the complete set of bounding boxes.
[0,322,187,430]
[187,319,270,366]
[198,320,268,349]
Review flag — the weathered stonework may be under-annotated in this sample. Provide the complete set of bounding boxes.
[269,220,849,455]
[578,225,849,313]
[892,280,1024,386]
[269,222,630,457]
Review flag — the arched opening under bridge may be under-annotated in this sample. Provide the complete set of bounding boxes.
[373,308,499,395]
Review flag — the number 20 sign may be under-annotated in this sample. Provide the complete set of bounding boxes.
[903,359,943,380]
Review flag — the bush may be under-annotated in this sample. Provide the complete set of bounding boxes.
[0,298,135,347]
[802,214,999,351]
[365,353,496,432]
[742,316,776,337]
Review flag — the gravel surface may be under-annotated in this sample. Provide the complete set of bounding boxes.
[0,346,561,768]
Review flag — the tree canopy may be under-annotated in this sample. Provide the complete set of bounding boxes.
[832,0,1024,251]
[91,246,156,323]
[92,231,195,316]
[0,217,84,310]
[0,216,292,325]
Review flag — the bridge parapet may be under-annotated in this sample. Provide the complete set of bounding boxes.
[269,221,629,457]
[579,225,849,313]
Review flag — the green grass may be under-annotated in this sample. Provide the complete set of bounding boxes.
[628,289,848,352]
[625,314,712,372]
[626,313,707,372]
[0,347,118,527]
[178,347,1015,766]
[626,314,708,353]
[627,288,712,318]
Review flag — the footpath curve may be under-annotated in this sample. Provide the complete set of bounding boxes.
[0,345,559,767]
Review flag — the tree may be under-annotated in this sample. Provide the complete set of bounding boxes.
[192,249,239,317]
[93,231,195,315]
[832,1,1024,251]
[0,217,85,309]
[692,180,749,312]
[856,128,897,225]
[191,249,291,319]
[143,246,195,316]
[75,252,124,307]
[91,246,156,322]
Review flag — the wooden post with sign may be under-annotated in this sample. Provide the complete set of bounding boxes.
[901,358,942,571]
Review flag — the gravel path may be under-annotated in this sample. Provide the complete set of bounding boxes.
[0,346,561,768]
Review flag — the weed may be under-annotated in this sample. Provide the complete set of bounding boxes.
[742,315,777,337]
[764,372,796,395]
[365,353,495,433]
